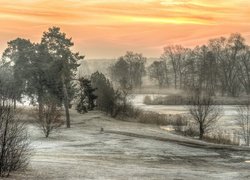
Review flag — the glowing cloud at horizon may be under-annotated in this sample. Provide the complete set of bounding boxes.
[0,0,250,58]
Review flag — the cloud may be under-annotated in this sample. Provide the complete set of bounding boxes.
[0,0,249,58]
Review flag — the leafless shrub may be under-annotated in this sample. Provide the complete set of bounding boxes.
[182,123,199,137]
[174,115,188,132]
[134,111,187,126]
[204,132,238,145]
[143,96,152,104]
[137,112,167,125]
[187,94,222,140]
[35,99,64,138]
[0,105,30,177]
[236,100,250,146]
[113,100,142,120]
[114,94,188,127]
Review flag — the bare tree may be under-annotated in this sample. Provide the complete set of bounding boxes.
[237,48,250,95]
[148,60,169,88]
[208,34,245,97]
[35,98,64,138]
[188,93,222,140]
[0,105,30,177]
[236,98,250,146]
[162,45,189,89]
[190,46,218,95]
[110,51,146,89]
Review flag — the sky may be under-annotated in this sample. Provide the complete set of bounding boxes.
[0,0,250,59]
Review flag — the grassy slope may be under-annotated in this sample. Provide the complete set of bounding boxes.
[10,109,250,180]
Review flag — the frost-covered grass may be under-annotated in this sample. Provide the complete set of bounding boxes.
[8,109,250,180]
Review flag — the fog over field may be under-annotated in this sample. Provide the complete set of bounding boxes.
[1,0,250,180]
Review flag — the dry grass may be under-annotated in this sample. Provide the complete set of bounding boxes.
[119,106,188,126]
[204,132,238,145]
[15,107,36,123]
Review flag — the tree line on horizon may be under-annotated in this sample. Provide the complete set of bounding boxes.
[0,28,249,132]
[110,33,250,97]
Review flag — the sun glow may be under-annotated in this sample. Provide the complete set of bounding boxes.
[0,0,249,58]
[130,16,215,25]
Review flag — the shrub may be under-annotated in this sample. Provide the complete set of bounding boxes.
[128,110,188,126]
[187,94,222,140]
[76,77,97,114]
[114,103,135,118]
[76,101,88,114]
[35,98,64,138]
[173,115,188,132]
[181,123,199,137]
[91,71,116,116]
[204,132,238,145]
[143,96,152,104]
[0,105,30,177]
[91,71,135,118]
[137,112,166,125]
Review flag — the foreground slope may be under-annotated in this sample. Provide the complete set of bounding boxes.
[11,110,250,180]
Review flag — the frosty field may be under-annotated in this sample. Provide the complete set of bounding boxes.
[8,109,250,180]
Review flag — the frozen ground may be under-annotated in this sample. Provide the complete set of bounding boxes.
[131,94,242,134]
[9,110,250,180]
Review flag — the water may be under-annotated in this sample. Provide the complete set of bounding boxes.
[131,94,244,145]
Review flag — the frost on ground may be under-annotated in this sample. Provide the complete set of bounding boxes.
[10,110,250,180]
[131,94,244,142]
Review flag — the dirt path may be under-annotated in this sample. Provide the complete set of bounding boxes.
[10,110,250,180]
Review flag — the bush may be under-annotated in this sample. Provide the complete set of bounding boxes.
[35,98,64,138]
[0,105,30,177]
[137,112,167,125]
[123,109,188,126]
[76,102,88,114]
[181,123,199,137]
[76,77,97,114]
[173,115,188,132]
[91,71,136,118]
[143,96,152,104]
[204,132,238,145]
[91,71,116,116]
[114,103,141,119]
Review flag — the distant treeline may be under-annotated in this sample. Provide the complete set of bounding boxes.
[109,33,250,97]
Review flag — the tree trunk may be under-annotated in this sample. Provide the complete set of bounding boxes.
[199,123,204,140]
[0,115,9,176]
[37,91,43,122]
[45,131,49,138]
[179,74,182,89]
[62,75,70,128]
[247,105,250,146]
[174,73,177,89]
[13,98,16,109]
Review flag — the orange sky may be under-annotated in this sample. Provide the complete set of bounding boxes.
[0,0,250,58]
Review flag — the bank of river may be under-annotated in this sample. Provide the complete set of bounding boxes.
[130,94,243,144]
